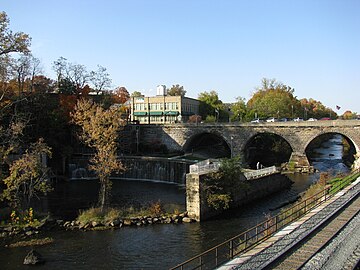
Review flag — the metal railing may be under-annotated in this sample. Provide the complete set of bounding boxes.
[243,166,278,180]
[170,169,360,270]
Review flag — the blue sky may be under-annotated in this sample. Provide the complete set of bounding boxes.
[2,0,360,113]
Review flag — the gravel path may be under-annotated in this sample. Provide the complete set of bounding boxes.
[301,211,360,270]
[229,180,360,270]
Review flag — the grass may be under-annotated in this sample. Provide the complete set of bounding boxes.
[77,201,172,225]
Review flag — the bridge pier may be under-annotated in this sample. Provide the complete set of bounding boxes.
[352,153,360,170]
[287,152,314,173]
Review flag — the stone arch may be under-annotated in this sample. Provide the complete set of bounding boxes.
[304,130,359,168]
[304,129,359,154]
[182,131,231,158]
[242,131,294,168]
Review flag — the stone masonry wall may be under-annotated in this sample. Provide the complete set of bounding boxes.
[186,172,293,221]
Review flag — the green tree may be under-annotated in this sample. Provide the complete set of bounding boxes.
[247,78,300,119]
[198,90,225,120]
[131,91,143,97]
[203,156,247,210]
[71,99,126,211]
[230,97,248,122]
[1,139,52,209]
[167,84,186,96]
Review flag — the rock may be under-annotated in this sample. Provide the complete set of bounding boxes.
[25,231,35,236]
[182,217,192,223]
[23,249,44,265]
[78,222,87,229]
[91,221,99,228]
[63,221,71,227]
[164,217,172,224]
[123,219,132,226]
[56,220,64,226]
[110,219,120,227]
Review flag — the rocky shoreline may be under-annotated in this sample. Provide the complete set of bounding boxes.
[0,212,196,239]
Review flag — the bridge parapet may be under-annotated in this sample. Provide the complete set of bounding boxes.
[138,120,360,171]
[189,159,220,174]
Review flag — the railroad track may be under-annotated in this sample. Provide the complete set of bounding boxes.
[266,193,360,270]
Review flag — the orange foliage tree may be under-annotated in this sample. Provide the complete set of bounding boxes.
[71,99,126,211]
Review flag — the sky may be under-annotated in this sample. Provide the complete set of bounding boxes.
[2,0,360,113]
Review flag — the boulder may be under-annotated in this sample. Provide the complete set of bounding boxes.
[164,217,172,224]
[110,219,120,227]
[23,249,44,265]
[182,217,192,223]
[123,219,132,226]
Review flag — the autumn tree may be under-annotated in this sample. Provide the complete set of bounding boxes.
[300,98,337,119]
[71,99,126,211]
[113,86,130,104]
[341,110,357,120]
[188,114,202,123]
[167,84,186,96]
[1,139,52,209]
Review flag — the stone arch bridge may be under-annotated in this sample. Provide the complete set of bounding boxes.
[137,120,360,169]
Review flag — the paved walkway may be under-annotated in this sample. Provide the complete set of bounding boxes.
[218,177,360,270]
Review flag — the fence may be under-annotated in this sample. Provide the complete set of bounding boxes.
[243,166,278,180]
[170,169,360,270]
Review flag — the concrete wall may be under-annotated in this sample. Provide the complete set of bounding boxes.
[186,172,293,221]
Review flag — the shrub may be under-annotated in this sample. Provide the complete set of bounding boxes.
[149,200,164,216]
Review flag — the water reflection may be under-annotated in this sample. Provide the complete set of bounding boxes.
[0,134,352,269]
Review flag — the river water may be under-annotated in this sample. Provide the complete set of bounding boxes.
[0,135,351,269]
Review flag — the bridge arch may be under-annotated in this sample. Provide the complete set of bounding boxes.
[182,131,231,158]
[304,130,359,154]
[242,131,293,168]
[304,131,359,168]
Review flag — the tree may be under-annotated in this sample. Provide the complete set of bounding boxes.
[90,65,112,94]
[188,114,202,123]
[300,98,337,119]
[203,156,247,210]
[198,90,224,120]
[0,12,31,56]
[52,57,90,93]
[247,78,299,119]
[342,110,357,120]
[230,97,247,122]
[131,91,143,97]
[71,99,126,211]
[167,84,186,96]
[113,86,130,104]
[1,139,52,209]
[52,56,67,85]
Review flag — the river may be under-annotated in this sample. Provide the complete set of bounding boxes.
[0,134,351,269]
